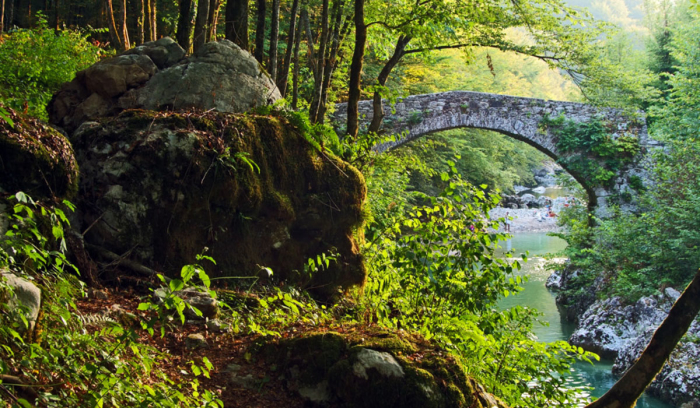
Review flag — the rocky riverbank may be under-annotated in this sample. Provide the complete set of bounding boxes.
[547,266,700,407]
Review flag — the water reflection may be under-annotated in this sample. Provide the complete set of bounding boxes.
[495,233,670,408]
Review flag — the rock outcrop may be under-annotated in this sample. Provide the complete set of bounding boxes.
[549,265,700,406]
[49,38,281,134]
[0,269,42,333]
[72,110,366,299]
[0,104,79,199]
[261,329,508,408]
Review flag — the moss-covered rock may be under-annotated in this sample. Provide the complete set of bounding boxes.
[72,109,366,299]
[261,327,509,408]
[0,104,79,200]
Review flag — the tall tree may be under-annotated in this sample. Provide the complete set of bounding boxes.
[193,0,210,51]
[346,0,366,138]
[276,0,299,95]
[207,0,221,41]
[136,0,145,45]
[291,9,302,108]
[268,0,280,80]
[150,0,157,40]
[254,0,266,63]
[105,0,124,50]
[225,0,248,49]
[308,0,329,122]
[176,0,194,51]
[1,0,5,33]
[120,0,130,49]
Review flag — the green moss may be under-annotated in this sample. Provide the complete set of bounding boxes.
[264,328,507,408]
[0,104,79,199]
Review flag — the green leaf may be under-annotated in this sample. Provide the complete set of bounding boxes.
[169,279,185,292]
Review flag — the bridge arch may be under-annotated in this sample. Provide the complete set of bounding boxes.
[334,91,659,216]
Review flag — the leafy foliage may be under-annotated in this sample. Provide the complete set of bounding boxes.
[0,16,106,119]
[541,114,640,188]
[358,157,596,406]
[0,193,222,407]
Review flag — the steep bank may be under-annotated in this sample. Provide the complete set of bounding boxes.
[548,266,700,406]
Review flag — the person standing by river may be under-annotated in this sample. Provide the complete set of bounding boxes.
[505,212,512,232]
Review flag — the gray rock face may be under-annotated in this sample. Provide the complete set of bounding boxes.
[131,40,280,114]
[49,38,280,135]
[559,280,700,406]
[352,348,405,380]
[0,271,41,333]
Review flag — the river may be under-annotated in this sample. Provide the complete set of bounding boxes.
[496,232,670,408]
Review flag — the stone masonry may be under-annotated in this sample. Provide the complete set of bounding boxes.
[333,91,663,216]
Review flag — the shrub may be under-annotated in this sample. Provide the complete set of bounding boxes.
[0,15,107,119]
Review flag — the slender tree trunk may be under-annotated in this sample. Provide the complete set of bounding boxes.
[105,0,124,50]
[144,0,152,41]
[136,0,145,45]
[207,0,220,41]
[268,0,280,80]
[225,0,248,49]
[53,0,59,29]
[254,0,266,63]
[193,0,209,52]
[368,35,411,133]
[1,0,5,33]
[291,13,302,109]
[586,269,700,408]
[120,0,130,49]
[316,0,345,123]
[302,8,317,76]
[346,0,366,139]
[150,0,156,40]
[276,0,298,95]
[308,0,329,123]
[176,0,194,51]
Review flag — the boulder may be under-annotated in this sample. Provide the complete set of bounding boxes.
[262,330,509,408]
[73,110,366,299]
[185,333,209,349]
[0,104,79,199]
[0,270,42,333]
[153,287,219,320]
[48,38,281,134]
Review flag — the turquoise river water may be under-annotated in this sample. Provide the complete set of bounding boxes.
[496,232,670,407]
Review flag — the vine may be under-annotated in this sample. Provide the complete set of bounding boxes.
[540,114,640,188]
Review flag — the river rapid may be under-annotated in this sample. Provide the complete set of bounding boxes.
[495,232,670,408]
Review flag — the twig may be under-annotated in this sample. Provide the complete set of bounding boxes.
[85,243,169,281]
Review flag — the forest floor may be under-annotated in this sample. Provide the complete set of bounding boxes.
[77,288,312,408]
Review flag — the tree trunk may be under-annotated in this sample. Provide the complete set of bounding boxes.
[7,0,12,29]
[105,0,124,50]
[267,0,280,81]
[176,0,194,51]
[346,0,366,139]
[150,0,156,40]
[1,0,5,33]
[291,12,302,109]
[136,0,144,45]
[368,35,411,133]
[315,0,346,123]
[254,0,266,63]
[120,0,130,49]
[193,0,209,52]
[207,0,220,41]
[308,0,329,123]
[276,0,298,95]
[225,0,248,50]
[53,0,59,29]
[586,269,700,408]
[302,8,317,76]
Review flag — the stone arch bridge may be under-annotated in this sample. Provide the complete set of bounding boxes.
[333,91,661,216]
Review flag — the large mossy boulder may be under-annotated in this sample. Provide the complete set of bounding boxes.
[73,110,366,298]
[0,104,79,200]
[260,328,508,408]
[48,38,281,134]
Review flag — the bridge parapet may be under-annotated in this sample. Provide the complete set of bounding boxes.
[333,91,663,217]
